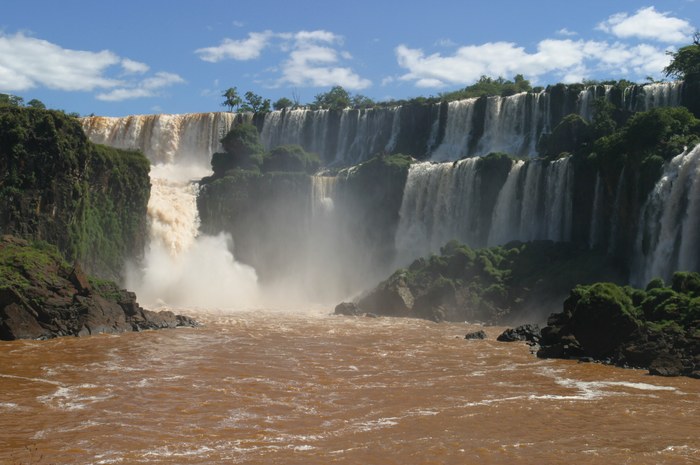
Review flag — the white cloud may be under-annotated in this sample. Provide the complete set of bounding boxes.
[0,32,122,92]
[557,28,578,37]
[395,37,672,88]
[96,71,184,101]
[121,58,149,74]
[197,29,371,90]
[195,31,274,62]
[278,33,371,90]
[0,32,183,103]
[597,6,694,43]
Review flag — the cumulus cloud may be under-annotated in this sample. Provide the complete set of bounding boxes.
[597,6,694,43]
[195,31,275,62]
[0,32,183,102]
[196,29,371,90]
[96,71,185,101]
[121,58,150,74]
[0,32,122,92]
[395,37,672,88]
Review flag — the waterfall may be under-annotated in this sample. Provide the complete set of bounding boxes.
[430,99,476,161]
[544,157,574,241]
[82,115,259,309]
[632,144,700,285]
[487,160,525,246]
[82,113,240,166]
[588,173,604,248]
[395,158,482,263]
[83,80,684,167]
[396,156,575,262]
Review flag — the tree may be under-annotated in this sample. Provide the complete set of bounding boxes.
[312,86,351,110]
[273,97,294,111]
[239,91,271,113]
[221,87,242,112]
[351,94,375,109]
[664,32,700,79]
[211,123,265,174]
[0,93,24,107]
[26,99,46,110]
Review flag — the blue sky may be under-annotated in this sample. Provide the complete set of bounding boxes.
[1,0,697,116]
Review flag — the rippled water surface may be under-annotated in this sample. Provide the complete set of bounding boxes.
[1,309,698,464]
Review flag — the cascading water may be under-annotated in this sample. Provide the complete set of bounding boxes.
[632,144,700,286]
[82,115,260,309]
[395,156,575,263]
[125,164,259,308]
[394,158,482,264]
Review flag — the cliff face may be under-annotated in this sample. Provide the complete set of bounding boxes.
[196,154,413,301]
[0,106,150,280]
[0,235,195,340]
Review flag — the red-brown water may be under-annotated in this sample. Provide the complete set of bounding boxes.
[1,309,698,464]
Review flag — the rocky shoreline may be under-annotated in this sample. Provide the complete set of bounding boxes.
[0,235,196,340]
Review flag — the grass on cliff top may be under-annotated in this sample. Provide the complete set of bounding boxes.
[0,237,68,291]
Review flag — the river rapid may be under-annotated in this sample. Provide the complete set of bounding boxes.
[1,309,698,465]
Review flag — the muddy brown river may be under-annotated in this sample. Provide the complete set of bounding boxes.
[1,309,698,464]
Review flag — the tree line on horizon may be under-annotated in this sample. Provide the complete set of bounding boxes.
[222,32,700,113]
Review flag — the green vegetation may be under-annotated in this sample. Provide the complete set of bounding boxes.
[554,272,700,356]
[221,87,242,112]
[0,105,150,279]
[273,97,294,111]
[210,122,323,177]
[239,91,271,113]
[361,239,623,322]
[439,74,533,101]
[263,145,320,173]
[664,32,700,79]
[0,237,67,292]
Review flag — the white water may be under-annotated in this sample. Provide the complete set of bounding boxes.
[632,144,700,285]
[395,156,575,263]
[125,163,260,309]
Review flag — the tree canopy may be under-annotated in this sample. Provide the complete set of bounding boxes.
[240,91,271,113]
[221,87,242,112]
[664,32,700,79]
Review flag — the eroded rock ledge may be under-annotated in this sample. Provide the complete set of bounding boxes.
[0,235,196,340]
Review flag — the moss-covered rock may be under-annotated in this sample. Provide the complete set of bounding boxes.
[0,235,195,340]
[538,272,700,377]
[0,106,150,280]
[352,240,624,324]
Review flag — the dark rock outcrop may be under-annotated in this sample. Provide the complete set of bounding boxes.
[465,330,487,340]
[538,276,700,378]
[348,240,624,324]
[334,302,362,316]
[0,236,196,340]
[497,324,541,344]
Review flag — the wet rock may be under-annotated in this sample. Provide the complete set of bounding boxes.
[0,235,196,340]
[465,330,487,340]
[356,275,414,317]
[497,324,541,343]
[334,302,362,316]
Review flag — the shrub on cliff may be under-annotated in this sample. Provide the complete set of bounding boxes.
[355,240,622,323]
[263,144,320,173]
[213,122,265,174]
[0,106,150,279]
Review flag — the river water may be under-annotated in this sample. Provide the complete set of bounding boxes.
[1,309,698,465]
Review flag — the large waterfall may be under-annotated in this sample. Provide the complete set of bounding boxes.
[394,157,574,265]
[83,115,260,309]
[82,81,683,167]
[632,144,700,286]
[80,79,696,301]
